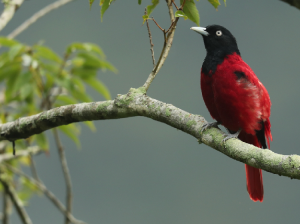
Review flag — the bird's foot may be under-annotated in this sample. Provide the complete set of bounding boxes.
[201,121,220,133]
[223,129,241,144]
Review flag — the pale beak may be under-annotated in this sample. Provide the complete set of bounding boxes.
[190,27,209,36]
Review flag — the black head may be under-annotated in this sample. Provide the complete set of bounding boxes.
[191,25,240,57]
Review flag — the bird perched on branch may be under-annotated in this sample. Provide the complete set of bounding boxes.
[191,25,272,202]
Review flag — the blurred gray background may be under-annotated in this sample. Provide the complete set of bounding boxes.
[1,0,300,223]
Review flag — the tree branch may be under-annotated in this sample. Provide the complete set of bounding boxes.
[0,178,32,224]
[53,128,73,224]
[166,0,175,21]
[7,0,74,39]
[3,164,86,224]
[0,87,299,179]
[0,0,24,33]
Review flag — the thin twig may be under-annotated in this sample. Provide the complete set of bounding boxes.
[179,0,187,10]
[3,164,86,224]
[0,0,24,33]
[151,17,165,32]
[47,52,70,108]
[29,155,40,182]
[7,0,74,39]
[165,20,175,33]
[53,128,73,224]
[171,0,179,10]
[0,178,32,224]
[145,8,155,67]
[143,0,177,91]
[2,189,11,224]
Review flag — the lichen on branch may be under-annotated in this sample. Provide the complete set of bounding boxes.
[0,87,299,180]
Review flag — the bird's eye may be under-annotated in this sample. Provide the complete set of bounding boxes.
[216,30,222,36]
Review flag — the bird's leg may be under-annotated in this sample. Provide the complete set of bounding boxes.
[223,129,241,143]
[201,121,220,133]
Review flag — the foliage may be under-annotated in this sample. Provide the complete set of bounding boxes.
[0,38,116,146]
[0,37,116,204]
[91,0,226,26]
[180,0,200,25]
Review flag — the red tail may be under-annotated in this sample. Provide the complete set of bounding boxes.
[245,164,263,202]
[239,122,272,202]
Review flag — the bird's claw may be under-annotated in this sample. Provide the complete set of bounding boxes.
[201,121,220,133]
[222,129,241,144]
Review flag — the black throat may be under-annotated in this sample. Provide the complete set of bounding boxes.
[202,49,240,76]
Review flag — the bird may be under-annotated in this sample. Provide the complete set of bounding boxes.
[190,25,272,202]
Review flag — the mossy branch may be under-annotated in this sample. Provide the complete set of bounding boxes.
[0,87,299,179]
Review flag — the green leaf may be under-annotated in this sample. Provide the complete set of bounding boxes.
[89,0,95,8]
[9,44,25,61]
[180,0,200,25]
[5,73,18,101]
[72,57,85,67]
[0,62,21,83]
[3,64,22,101]
[101,0,111,21]
[142,14,149,24]
[98,60,117,73]
[223,0,226,6]
[175,10,188,20]
[66,42,105,57]
[12,71,32,94]
[84,77,111,100]
[83,43,105,57]
[22,177,38,192]
[146,0,159,16]
[20,83,33,100]
[36,133,49,150]
[71,77,86,92]
[39,61,60,74]
[33,45,62,63]
[77,52,104,68]
[138,0,142,4]
[58,124,80,147]
[71,67,97,79]
[84,121,96,132]
[55,95,77,105]
[56,76,73,91]
[17,190,32,205]
[71,88,92,102]
[0,37,19,47]
[19,156,30,166]
[0,52,9,67]
[75,52,117,72]
[44,73,55,91]
[208,0,221,9]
